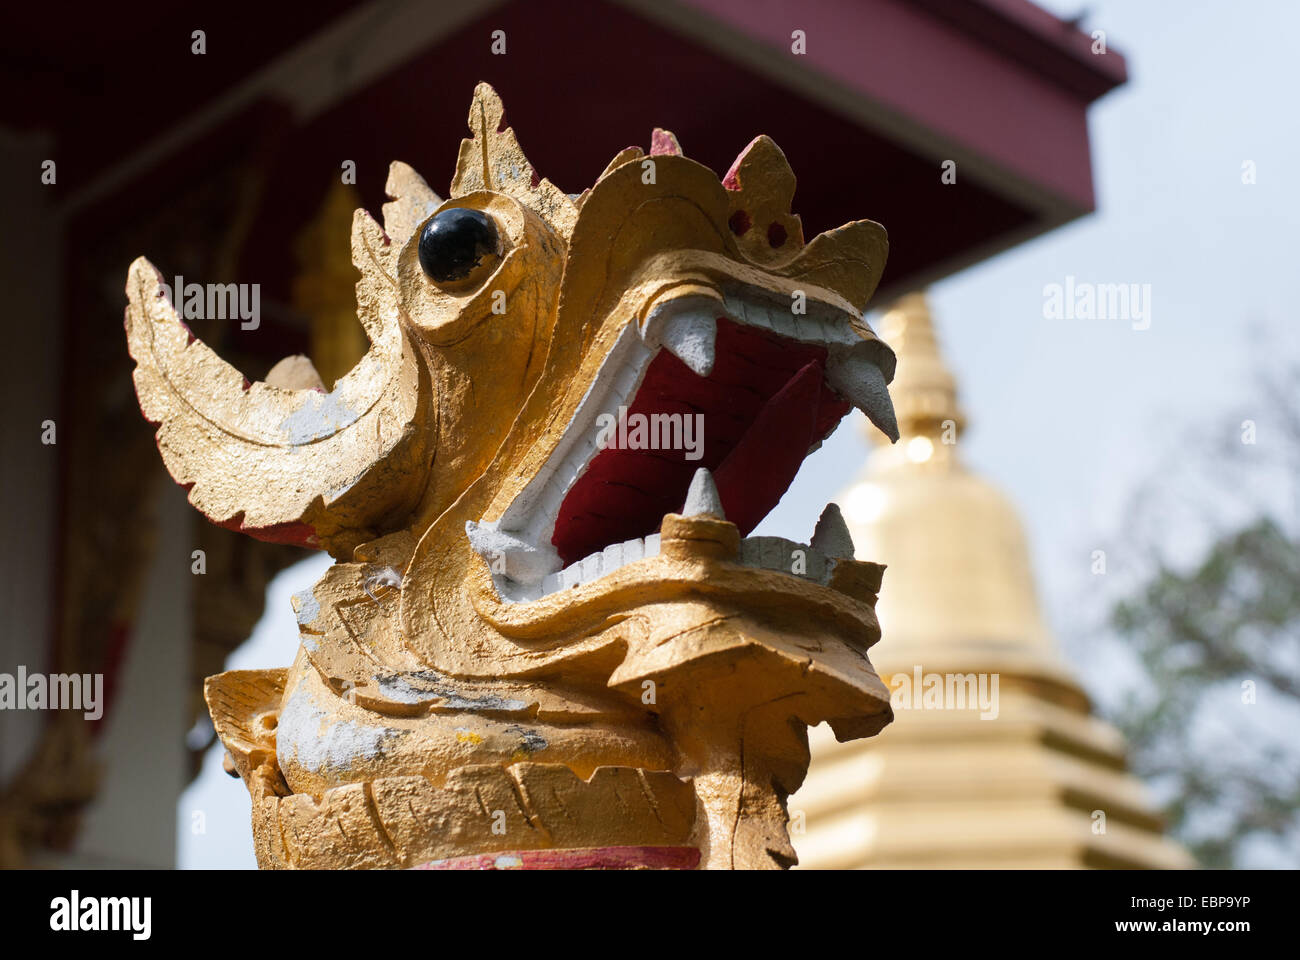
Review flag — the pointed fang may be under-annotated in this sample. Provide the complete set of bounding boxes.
[811,502,855,558]
[641,296,719,377]
[682,467,725,518]
[826,351,899,443]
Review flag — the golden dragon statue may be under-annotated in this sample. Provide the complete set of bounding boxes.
[124,83,899,870]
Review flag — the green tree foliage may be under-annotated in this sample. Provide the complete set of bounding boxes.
[1110,519,1300,867]
[1105,360,1299,868]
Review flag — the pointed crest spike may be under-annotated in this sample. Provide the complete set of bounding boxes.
[650,128,683,156]
[721,135,804,261]
[382,161,442,246]
[595,146,645,184]
[450,83,578,239]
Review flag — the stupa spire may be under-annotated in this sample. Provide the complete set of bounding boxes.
[793,292,1194,870]
[868,291,966,449]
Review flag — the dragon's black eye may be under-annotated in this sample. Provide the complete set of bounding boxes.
[418,208,500,284]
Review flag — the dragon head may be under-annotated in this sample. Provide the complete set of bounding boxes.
[127,83,898,869]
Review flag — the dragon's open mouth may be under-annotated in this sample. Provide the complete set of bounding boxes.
[467,284,897,602]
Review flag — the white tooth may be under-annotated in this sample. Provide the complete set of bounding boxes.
[810,503,855,558]
[602,542,624,574]
[612,363,641,399]
[725,294,760,329]
[682,467,725,518]
[758,537,781,570]
[805,547,827,583]
[561,441,594,481]
[799,313,832,344]
[660,311,717,376]
[807,303,860,347]
[465,520,559,585]
[737,535,829,581]
[769,304,797,338]
[538,536,649,598]
[825,349,899,443]
[561,562,584,590]
[644,533,661,557]
[642,298,718,376]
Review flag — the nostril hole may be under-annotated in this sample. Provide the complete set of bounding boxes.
[260,714,278,732]
[767,222,787,248]
[728,210,752,236]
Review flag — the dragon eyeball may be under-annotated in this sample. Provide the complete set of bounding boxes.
[417,208,500,285]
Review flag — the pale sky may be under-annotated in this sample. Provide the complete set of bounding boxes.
[180,0,1300,868]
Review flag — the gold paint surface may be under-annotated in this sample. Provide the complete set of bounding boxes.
[129,84,898,868]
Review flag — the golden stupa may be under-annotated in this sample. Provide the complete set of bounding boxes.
[790,293,1193,869]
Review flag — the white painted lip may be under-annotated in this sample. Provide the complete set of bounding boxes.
[466,284,894,603]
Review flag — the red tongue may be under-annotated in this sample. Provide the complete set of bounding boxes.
[714,358,823,536]
[549,319,849,567]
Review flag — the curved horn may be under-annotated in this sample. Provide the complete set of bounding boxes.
[125,208,432,556]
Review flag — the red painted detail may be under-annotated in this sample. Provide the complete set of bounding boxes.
[686,0,1119,211]
[241,377,253,391]
[91,620,132,737]
[721,136,762,190]
[728,209,751,236]
[414,845,701,870]
[550,318,849,566]
[649,128,681,156]
[767,221,787,248]
[214,513,320,549]
[529,166,541,189]
[914,0,1128,97]
[714,358,821,535]
[173,478,318,548]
